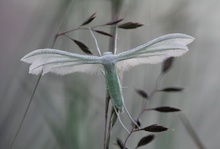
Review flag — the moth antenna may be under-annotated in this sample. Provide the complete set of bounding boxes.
[113,105,130,134]
[123,103,141,129]
[113,27,118,55]
[89,27,102,56]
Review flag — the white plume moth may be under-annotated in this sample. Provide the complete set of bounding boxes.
[21,33,194,132]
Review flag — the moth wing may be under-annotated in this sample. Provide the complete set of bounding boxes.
[21,49,103,75]
[115,33,194,71]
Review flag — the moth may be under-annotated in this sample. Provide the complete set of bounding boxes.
[21,33,194,132]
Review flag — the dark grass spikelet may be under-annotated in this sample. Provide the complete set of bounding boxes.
[80,12,96,26]
[136,134,155,148]
[152,106,181,112]
[118,22,143,29]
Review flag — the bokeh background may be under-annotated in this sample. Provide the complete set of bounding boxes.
[1,0,219,149]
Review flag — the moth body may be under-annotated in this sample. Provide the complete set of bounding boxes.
[103,62,124,111]
[102,52,124,111]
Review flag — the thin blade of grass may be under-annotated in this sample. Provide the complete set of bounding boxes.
[179,113,206,149]
[10,74,42,149]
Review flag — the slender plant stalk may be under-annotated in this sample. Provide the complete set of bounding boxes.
[106,109,114,149]
[123,73,164,146]
[51,1,76,47]
[123,71,201,149]
[104,93,110,149]
[9,74,42,149]
[104,1,124,149]
[179,113,206,149]
[138,73,164,118]
[10,2,74,148]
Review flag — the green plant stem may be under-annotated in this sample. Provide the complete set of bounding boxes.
[51,0,75,47]
[10,74,42,149]
[109,0,123,53]
[10,2,74,148]
[179,113,206,149]
[104,93,110,149]
[138,73,164,118]
[123,73,164,147]
[104,1,123,149]
[106,108,118,149]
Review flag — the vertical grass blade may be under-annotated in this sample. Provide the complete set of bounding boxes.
[179,113,206,149]
[10,74,42,149]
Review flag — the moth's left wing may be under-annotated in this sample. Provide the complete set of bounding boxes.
[115,33,194,71]
[21,49,103,75]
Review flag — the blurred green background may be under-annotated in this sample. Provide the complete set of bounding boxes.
[1,0,219,149]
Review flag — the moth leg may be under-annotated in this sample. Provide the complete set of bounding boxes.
[123,103,141,129]
[112,106,130,134]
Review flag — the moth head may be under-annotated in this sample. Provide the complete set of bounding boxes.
[102,52,116,65]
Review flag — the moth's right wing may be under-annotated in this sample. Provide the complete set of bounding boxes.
[21,49,103,75]
[114,33,194,71]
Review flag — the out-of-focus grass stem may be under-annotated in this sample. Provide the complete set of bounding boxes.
[179,112,206,149]
[9,1,75,148]
[104,1,123,149]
